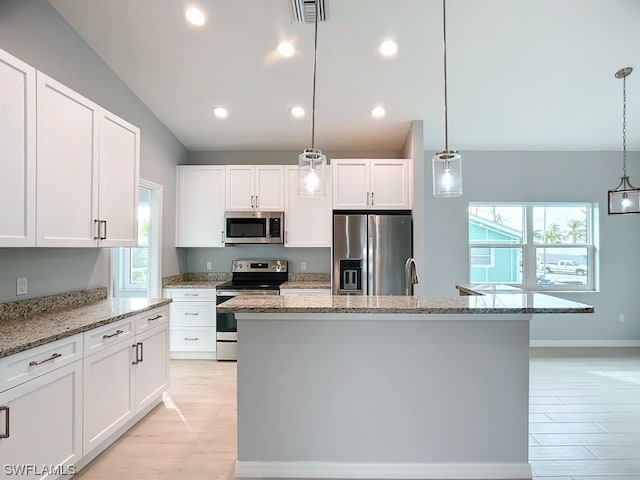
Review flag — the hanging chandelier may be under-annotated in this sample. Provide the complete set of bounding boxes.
[432,0,462,198]
[298,0,327,197]
[608,67,640,215]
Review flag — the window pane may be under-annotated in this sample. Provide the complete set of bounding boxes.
[470,247,522,284]
[129,247,148,285]
[469,205,524,243]
[536,247,588,287]
[533,206,589,245]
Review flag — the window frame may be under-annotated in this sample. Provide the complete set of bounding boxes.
[468,202,596,291]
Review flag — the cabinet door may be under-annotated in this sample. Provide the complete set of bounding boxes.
[82,338,135,455]
[0,361,82,477]
[332,160,370,209]
[36,72,99,247]
[284,166,332,247]
[370,159,411,209]
[0,49,36,247]
[135,322,169,412]
[226,166,255,211]
[255,165,285,211]
[97,110,140,247]
[176,165,226,247]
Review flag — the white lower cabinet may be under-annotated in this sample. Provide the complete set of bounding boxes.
[0,336,83,479]
[83,306,169,456]
[0,306,169,477]
[164,289,216,360]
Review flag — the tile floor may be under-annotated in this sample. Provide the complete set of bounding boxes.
[76,348,640,479]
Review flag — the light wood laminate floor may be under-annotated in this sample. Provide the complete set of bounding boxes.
[75,348,640,480]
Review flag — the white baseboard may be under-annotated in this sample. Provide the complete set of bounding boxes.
[530,340,640,347]
[235,461,532,479]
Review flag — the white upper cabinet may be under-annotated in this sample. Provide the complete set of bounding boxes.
[332,159,411,210]
[284,165,332,248]
[96,111,140,247]
[176,165,226,247]
[36,72,140,247]
[226,165,284,211]
[0,48,36,247]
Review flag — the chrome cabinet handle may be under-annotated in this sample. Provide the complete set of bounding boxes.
[93,219,101,240]
[101,220,107,240]
[184,312,199,316]
[371,192,375,206]
[250,195,254,208]
[137,342,143,363]
[28,352,62,367]
[184,337,199,341]
[184,293,199,297]
[255,195,259,208]
[147,314,163,322]
[221,230,224,243]
[103,329,124,340]
[367,192,370,206]
[0,406,9,439]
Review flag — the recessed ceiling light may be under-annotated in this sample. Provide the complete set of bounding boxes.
[277,42,295,58]
[290,106,305,118]
[212,107,228,118]
[185,6,206,26]
[379,40,398,57]
[371,106,386,118]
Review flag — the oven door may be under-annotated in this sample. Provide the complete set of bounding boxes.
[216,292,237,361]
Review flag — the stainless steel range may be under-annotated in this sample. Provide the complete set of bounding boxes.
[215,259,288,361]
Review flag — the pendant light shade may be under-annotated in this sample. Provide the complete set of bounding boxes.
[298,148,327,196]
[298,0,327,197]
[433,150,462,197]
[432,0,462,198]
[608,67,640,215]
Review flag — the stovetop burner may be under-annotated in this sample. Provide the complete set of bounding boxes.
[216,259,288,292]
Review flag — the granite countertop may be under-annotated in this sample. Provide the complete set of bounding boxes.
[163,280,227,289]
[0,297,172,359]
[217,291,594,315]
[280,280,331,289]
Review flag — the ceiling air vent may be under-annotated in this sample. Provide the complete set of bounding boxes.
[290,0,327,23]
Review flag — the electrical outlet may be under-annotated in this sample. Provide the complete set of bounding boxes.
[17,277,28,295]
[300,262,307,271]
[619,313,625,323]
[206,261,213,271]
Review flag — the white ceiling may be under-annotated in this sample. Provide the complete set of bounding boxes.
[48,0,640,153]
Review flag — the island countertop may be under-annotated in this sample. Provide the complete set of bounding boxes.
[217,290,594,315]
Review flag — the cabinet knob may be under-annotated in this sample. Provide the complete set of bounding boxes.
[0,406,9,439]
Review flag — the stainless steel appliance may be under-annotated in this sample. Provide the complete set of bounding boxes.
[215,259,288,360]
[333,213,414,295]
[224,211,284,244]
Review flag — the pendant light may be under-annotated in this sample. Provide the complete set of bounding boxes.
[608,67,640,215]
[298,0,327,197]
[432,0,462,198]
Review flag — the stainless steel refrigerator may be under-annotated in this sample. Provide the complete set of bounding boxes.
[333,213,413,295]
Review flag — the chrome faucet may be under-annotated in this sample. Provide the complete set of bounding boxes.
[404,257,419,295]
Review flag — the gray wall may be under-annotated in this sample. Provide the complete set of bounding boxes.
[423,150,640,342]
[0,0,187,302]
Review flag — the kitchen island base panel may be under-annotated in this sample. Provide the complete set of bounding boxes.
[236,313,532,480]
[235,460,532,479]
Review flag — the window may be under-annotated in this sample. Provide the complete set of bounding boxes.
[468,203,597,290]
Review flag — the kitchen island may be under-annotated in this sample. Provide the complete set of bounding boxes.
[218,290,593,480]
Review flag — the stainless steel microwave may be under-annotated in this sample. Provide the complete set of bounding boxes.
[224,211,284,244]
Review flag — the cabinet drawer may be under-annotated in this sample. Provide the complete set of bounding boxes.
[136,306,170,334]
[170,327,216,352]
[165,288,216,301]
[171,303,215,327]
[0,333,83,392]
[83,317,136,356]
